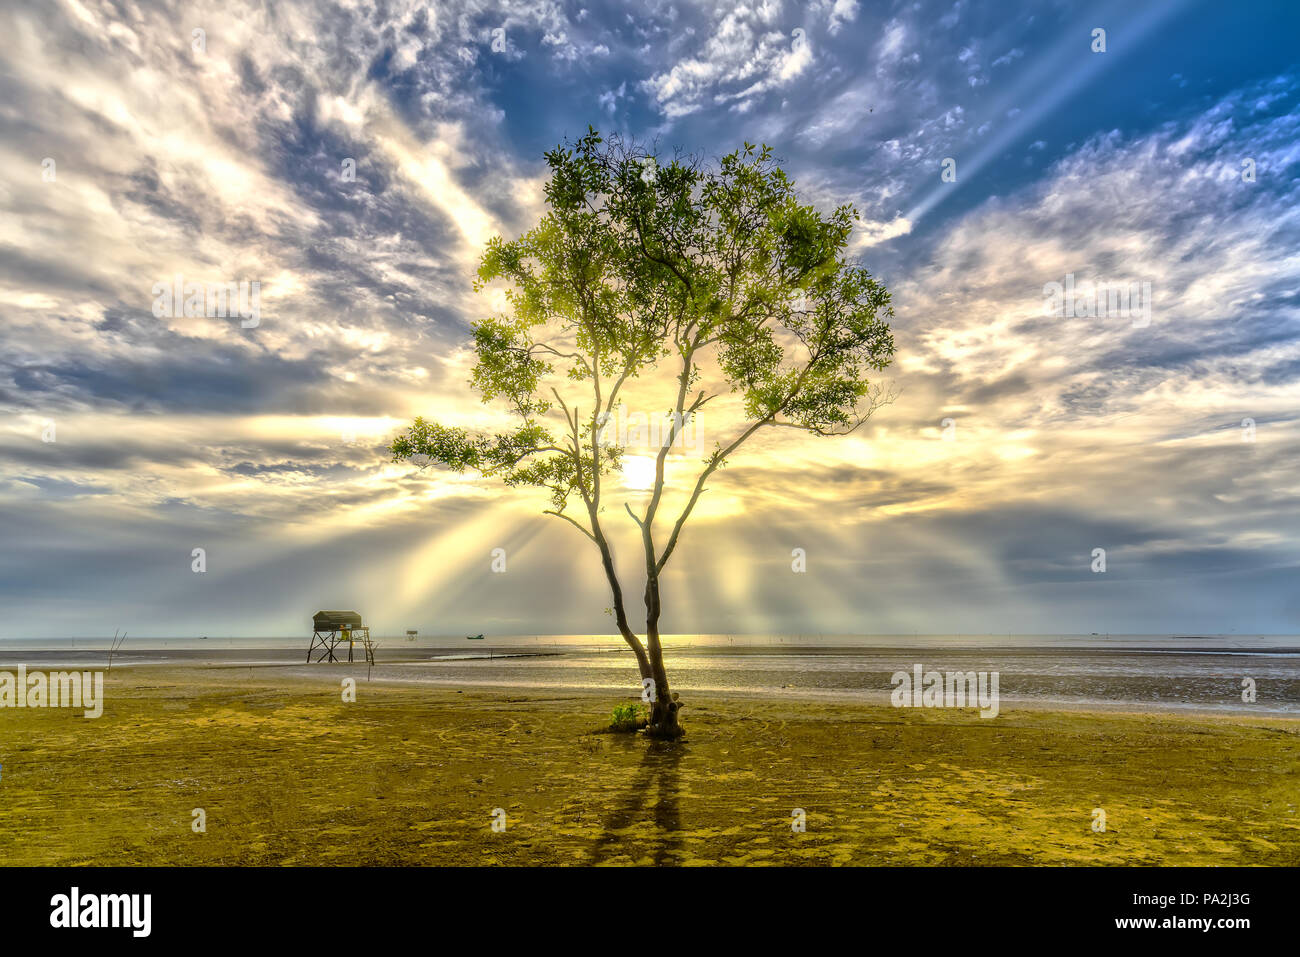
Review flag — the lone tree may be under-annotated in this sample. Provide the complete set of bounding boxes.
[392,130,895,738]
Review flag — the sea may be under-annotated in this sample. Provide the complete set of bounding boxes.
[2,634,1297,715]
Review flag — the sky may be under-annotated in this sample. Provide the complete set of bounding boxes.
[1,0,1298,639]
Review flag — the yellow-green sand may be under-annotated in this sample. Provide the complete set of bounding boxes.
[1,667,1296,865]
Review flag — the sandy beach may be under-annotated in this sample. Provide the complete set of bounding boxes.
[1,664,1296,866]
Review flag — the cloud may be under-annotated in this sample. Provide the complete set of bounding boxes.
[852,215,914,249]
[641,4,822,118]
[876,80,1300,563]
[1,0,1298,636]
[822,0,860,36]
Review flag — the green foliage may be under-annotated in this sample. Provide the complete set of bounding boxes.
[391,127,895,526]
[609,702,645,732]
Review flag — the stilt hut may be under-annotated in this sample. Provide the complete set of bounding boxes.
[308,610,373,665]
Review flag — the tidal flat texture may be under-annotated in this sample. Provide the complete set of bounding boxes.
[1,667,1296,866]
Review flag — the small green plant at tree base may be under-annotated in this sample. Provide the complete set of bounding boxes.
[609,702,646,732]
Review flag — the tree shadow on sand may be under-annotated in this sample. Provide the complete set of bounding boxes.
[586,739,686,865]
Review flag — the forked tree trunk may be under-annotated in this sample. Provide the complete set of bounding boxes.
[647,691,683,738]
[644,626,684,739]
[589,469,684,738]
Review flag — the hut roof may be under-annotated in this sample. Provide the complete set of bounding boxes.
[313,610,363,630]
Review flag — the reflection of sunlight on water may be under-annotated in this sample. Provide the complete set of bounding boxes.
[3,635,1298,714]
[4,633,1300,651]
[12,641,1290,715]
[264,640,1300,715]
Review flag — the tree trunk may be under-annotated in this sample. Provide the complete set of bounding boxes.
[647,694,683,738]
[589,513,656,683]
[644,628,683,738]
[588,483,681,737]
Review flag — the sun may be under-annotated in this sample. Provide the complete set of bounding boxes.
[621,455,659,491]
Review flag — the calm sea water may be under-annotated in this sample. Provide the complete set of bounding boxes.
[3,634,1298,715]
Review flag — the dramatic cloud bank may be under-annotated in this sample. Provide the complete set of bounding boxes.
[1,0,1297,637]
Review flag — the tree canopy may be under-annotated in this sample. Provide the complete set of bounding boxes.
[392,129,895,736]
